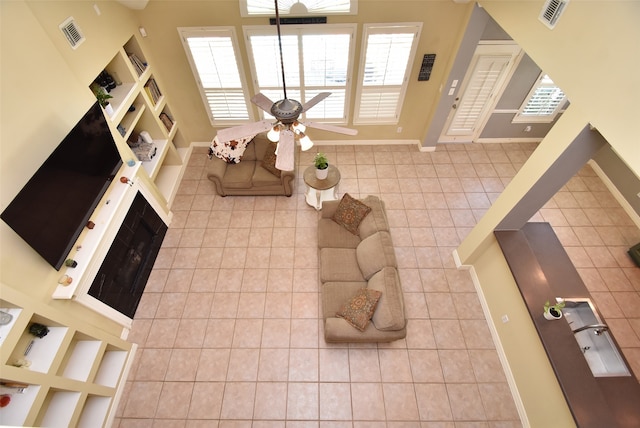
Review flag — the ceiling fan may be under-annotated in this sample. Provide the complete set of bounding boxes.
[215,0,357,171]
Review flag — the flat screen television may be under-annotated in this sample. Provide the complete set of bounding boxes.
[1,101,123,270]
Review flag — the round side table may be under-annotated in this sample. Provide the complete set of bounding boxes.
[303,165,341,210]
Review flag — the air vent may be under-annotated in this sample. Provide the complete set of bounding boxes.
[59,17,85,49]
[539,0,569,29]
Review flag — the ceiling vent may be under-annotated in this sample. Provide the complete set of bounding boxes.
[59,17,85,49]
[539,0,569,29]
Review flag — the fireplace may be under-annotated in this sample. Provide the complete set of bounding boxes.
[88,191,167,318]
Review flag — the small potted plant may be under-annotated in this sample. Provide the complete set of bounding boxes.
[91,83,114,116]
[314,152,329,179]
[543,299,566,320]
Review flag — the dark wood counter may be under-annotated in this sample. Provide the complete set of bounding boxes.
[495,223,640,428]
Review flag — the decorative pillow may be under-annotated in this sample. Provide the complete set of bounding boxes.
[332,193,372,235]
[209,134,256,164]
[336,288,382,331]
[261,142,281,177]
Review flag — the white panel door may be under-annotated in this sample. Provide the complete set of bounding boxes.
[439,44,521,143]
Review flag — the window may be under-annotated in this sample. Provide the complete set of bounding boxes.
[241,0,357,16]
[513,73,567,123]
[244,24,355,122]
[179,27,252,125]
[354,23,422,124]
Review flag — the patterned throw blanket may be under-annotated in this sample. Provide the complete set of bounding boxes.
[208,135,256,164]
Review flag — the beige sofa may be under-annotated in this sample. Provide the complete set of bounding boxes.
[207,134,295,196]
[318,195,407,343]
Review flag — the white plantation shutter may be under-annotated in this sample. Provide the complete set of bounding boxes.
[513,73,566,122]
[180,28,250,124]
[245,25,354,122]
[243,0,355,16]
[304,89,346,119]
[448,55,511,134]
[250,35,300,88]
[355,24,421,124]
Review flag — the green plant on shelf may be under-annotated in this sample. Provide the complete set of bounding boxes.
[90,83,113,108]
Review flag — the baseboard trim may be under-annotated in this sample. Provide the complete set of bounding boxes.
[474,137,543,144]
[453,249,531,428]
[588,159,640,229]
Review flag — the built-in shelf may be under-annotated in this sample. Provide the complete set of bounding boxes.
[0,286,135,427]
[77,395,111,428]
[95,349,128,388]
[61,339,103,382]
[39,390,81,427]
[0,384,41,427]
[0,307,23,347]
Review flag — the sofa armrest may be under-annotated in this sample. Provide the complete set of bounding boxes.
[320,199,340,218]
[280,169,295,197]
[206,157,228,196]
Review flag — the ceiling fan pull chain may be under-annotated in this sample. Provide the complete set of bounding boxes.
[275,0,288,100]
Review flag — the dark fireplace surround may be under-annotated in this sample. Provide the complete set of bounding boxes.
[88,191,167,319]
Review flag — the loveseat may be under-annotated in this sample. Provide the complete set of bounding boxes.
[318,194,407,343]
[207,133,295,196]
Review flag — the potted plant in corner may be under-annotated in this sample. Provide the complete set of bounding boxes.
[91,83,114,116]
[314,152,329,179]
[543,299,566,320]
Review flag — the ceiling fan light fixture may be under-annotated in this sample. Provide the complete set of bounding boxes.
[299,132,313,151]
[292,121,306,132]
[267,125,281,142]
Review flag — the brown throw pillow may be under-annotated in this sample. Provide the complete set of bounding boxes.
[261,142,281,177]
[332,193,372,235]
[336,288,382,331]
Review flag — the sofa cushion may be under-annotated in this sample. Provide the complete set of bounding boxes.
[319,248,365,283]
[356,231,397,279]
[321,281,367,319]
[223,161,255,189]
[358,195,390,239]
[210,134,256,164]
[368,267,406,331]
[252,164,282,186]
[317,218,361,249]
[332,193,372,235]
[336,288,382,331]
[261,141,281,177]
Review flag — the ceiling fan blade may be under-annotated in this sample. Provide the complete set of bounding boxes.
[304,121,358,136]
[301,92,331,112]
[275,129,295,171]
[251,93,276,114]
[216,119,273,143]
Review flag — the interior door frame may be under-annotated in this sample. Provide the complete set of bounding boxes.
[439,41,523,143]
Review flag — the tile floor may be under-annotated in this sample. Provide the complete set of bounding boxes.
[115,142,640,427]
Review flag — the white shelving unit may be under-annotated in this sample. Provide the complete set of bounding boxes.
[0,286,136,427]
[95,35,186,206]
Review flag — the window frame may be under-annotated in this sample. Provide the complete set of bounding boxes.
[243,23,356,124]
[512,72,567,123]
[240,0,357,17]
[178,27,254,126]
[353,23,422,125]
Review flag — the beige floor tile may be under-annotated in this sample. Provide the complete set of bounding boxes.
[220,382,256,419]
[188,382,224,418]
[155,381,193,419]
[254,382,288,420]
[382,383,420,420]
[350,383,386,421]
[287,382,319,420]
[414,383,453,421]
